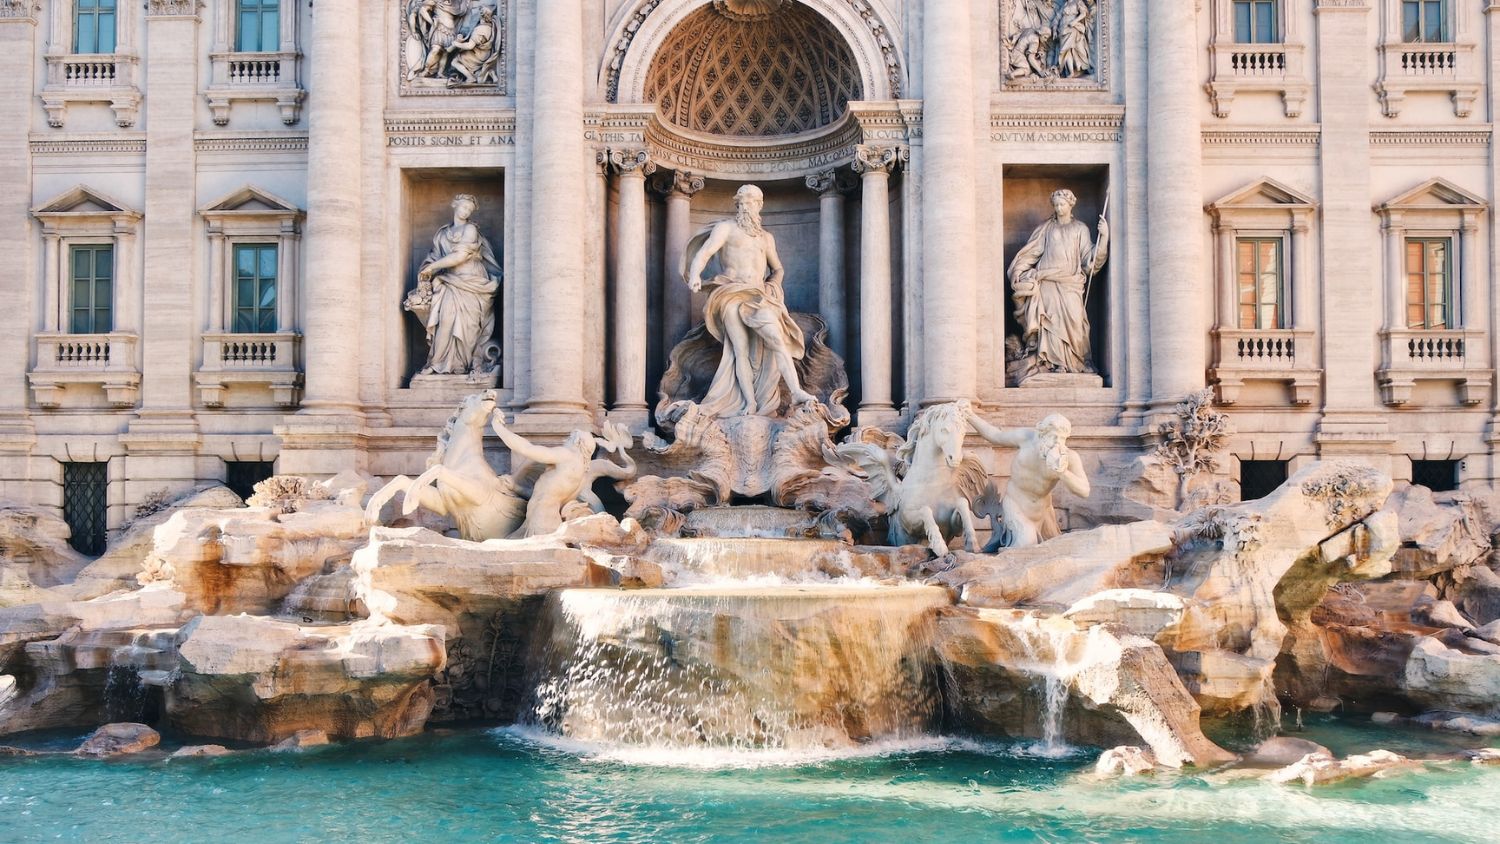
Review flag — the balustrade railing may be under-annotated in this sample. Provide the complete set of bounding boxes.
[1229,48,1286,76]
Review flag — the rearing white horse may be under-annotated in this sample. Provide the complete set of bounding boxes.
[837,402,991,556]
[364,390,528,541]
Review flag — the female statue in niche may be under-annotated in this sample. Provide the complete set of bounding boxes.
[1008,188,1108,376]
[406,193,502,376]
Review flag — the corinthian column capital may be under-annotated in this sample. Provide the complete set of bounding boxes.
[607,147,657,177]
[853,144,907,176]
[653,169,705,199]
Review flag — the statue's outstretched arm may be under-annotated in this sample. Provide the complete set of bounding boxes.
[965,407,1030,448]
[589,454,635,481]
[490,414,564,465]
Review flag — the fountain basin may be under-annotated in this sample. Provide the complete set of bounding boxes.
[529,584,950,750]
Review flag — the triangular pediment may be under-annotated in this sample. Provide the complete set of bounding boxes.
[32,185,136,216]
[1208,177,1316,212]
[1379,177,1487,212]
[199,185,301,215]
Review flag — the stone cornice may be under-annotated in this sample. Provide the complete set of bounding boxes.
[30,133,147,155]
[1200,127,1321,146]
[384,112,517,136]
[1369,128,1491,147]
[195,133,308,153]
[990,108,1124,142]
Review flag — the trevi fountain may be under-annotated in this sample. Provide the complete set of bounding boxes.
[2,1,1500,841]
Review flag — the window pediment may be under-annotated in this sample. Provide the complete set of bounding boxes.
[199,185,303,221]
[32,185,139,219]
[1208,177,1316,213]
[1377,177,1486,214]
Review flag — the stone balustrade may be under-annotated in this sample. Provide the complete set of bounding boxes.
[27,332,141,408]
[1376,40,1477,117]
[1378,328,1491,407]
[1228,46,1287,76]
[206,51,304,125]
[1209,328,1320,406]
[40,53,140,127]
[195,332,304,408]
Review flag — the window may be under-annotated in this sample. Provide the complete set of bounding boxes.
[1233,0,1278,43]
[73,0,117,54]
[1236,237,1284,329]
[224,460,276,501]
[1239,459,1289,501]
[235,0,279,52]
[1411,459,1459,491]
[1405,237,1452,329]
[70,244,113,334]
[1403,0,1450,43]
[232,243,278,333]
[63,461,109,556]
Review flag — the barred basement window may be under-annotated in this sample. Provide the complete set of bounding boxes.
[1239,459,1288,501]
[1411,459,1459,492]
[224,460,275,502]
[63,461,108,556]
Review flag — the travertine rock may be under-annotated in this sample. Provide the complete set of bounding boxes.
[1095,745,1156,776]
[144,500,369,616]
[1388,486,1490,579]
[75,722,160,757]
[166,615,444,743]
[933,607,1234,767]
[1265,749,1417,786]
[171,744,233,758]
[0,503,89,599]
[934,521,1176,609]
[58,487,244,603]
[1445,565,1500,626]
[1403,636,1500,716]
[1412,598,1474,631]
[1243,736,1331,768]
[270,729,331,752]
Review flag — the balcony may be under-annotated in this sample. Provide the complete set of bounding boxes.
[195,332,303,408]
[28,333,141,409]
[1378,328,1491,406]
[1206,43,1308,118]
[1376,42,1478,117]
[40,54,142,128]
[206,51,305,125]
[1209,328,1320,405]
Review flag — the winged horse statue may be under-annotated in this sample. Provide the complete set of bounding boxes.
[835,401,992,556]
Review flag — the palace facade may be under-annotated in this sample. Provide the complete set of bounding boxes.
[1,0,1496,550]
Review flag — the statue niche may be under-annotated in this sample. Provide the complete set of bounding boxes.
[405,193,502,382]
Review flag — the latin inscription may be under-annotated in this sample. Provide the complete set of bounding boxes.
[386,134,516,148]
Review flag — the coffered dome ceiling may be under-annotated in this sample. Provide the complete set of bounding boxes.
[644,2,864,138]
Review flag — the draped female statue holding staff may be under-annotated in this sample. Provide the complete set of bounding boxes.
[1008,188,1108,377]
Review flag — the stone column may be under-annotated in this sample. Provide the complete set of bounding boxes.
[1146,0,1206,407]
[1214,223,1235,329]
[1290,217,1312,330]
[1313,0,1388,459]
[608,148,655,430]
[658,170,705,351]
[523,0,589,424]
[854,145,905,425]
[276,0,365,475]
[0,4,38,485]
[299,0,363,414]
[121,0,204,504]
[1382,215,1405,331]
[920,0,978,405]
[806,169,848,359]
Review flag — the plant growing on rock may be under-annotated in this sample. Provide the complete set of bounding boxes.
[1154,388,1231,510]
[246,475,330,515]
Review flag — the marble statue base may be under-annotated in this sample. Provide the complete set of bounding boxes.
[1018,371,1104,390]
[408,371,501,404]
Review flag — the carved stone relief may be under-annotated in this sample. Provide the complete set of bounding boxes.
[1001,0,1108,89]
[399,0,506,95]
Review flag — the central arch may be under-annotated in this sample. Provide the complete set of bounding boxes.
[604,0,903,107]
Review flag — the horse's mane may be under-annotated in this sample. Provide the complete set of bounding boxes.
[898,403,964,465]
[427,393,484,469]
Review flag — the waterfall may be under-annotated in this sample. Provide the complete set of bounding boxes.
[524,584,950,753]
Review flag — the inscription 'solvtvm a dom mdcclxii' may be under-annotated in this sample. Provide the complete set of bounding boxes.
[4,0,1500,538]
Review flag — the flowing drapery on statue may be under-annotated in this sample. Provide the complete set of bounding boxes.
[677,184,819,418]
[1008,188,1108,376]
[405,194,501,376]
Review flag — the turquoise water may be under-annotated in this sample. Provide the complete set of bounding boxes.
[1,719,1497,843]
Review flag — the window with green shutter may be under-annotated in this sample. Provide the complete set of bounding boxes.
[69,244,113,334]
[236,0,280,52]
[1403,0,1450,42]
[74,0,117,54]
[1405,237,1453,329]
[1232,0,1279,44]
[233,244,279,333]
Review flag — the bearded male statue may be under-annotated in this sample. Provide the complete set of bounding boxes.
[679,184,820,418]
[963,406,1090,549]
